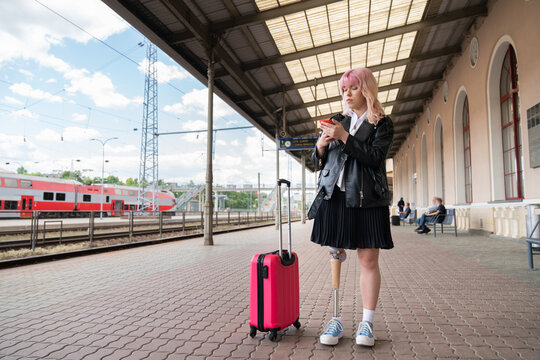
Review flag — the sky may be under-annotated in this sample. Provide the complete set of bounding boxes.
[0,0,316,188]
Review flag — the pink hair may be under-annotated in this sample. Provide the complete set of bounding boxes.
[338,67,384,123]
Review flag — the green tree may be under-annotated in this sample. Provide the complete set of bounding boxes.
[16,166,27,174]
[223,191,259,210]
[125,177,138,186]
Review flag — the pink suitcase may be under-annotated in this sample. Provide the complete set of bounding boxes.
[249,179,300,341]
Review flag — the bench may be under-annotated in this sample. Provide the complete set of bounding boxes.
[401,209,416,226]
[526,220,540,270]
[426,208,457,237]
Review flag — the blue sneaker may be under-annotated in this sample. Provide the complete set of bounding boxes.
[319,317,343,345]
[356,321,375,346]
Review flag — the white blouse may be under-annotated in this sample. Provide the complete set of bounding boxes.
[337,109,367,191]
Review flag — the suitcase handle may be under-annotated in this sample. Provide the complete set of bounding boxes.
[277,178,292,259]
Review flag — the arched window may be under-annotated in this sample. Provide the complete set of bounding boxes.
[462,96,473,203]
[434,117,445,200]
[500,45,523,199]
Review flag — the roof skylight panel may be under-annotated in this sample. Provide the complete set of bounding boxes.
[306,6,331,47]
[381,34,402,63]
[327,1,350,43]
[317,53,337,77]
[384,105,394,114]
[366,39,385,66]
[334,47,351,74]
[286,60,307,83]
[407,0,428,23]
[266,17,296,54]
[255,0,300,12]
[369,0,392,33]
[391,65,406,83]
[397,31,416,59]
[350,43,367,68]
[285,12,313,51]
[378,90,390,103]
[378,68,395,87]
[349,0,370,37]
[300,55,322,80]
[387,88,399,101]
[388,0,413,28]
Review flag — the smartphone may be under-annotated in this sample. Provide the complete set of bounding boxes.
[320,118,333,125]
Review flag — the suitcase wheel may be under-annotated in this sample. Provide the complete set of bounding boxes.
[268,330,277,342]
[293,318,301,329]
[249,325,257,338]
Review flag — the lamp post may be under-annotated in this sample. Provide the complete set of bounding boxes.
[91,137,118,219]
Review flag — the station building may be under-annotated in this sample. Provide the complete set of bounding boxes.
[391,0,540,239]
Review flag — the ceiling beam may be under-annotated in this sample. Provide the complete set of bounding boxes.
[159,0,277,122]
[224,5,486,73]
[235,71,443,102]
[287,92,430,112]
[166,0,342,44]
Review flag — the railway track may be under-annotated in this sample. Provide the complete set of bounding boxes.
[0,219,284,251]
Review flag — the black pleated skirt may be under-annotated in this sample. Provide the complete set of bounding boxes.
[311,186,394,250]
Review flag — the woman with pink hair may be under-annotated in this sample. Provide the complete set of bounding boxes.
[309,67,394,347]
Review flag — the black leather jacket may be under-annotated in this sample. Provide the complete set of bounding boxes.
[311,113,394,208]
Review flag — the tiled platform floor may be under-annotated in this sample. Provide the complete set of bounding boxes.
[0,222,539,359]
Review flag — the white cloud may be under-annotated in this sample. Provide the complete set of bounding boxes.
[3,96,23,105]
[35,128,62,143]
[9,82,62,103]
[138,59,190,84]
[72,112,88,123]
[163,88,235,119]
[18,69,33,78]
[230,139,241,147]
[65,69,141,108]
[45,78,57,83]
[215,139,227,146]
[0,0,128,66]
[10,108,39,119]
[35,126,101,143]
[226,119,239,126]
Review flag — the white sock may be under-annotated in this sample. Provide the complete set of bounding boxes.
[362,308,374,323]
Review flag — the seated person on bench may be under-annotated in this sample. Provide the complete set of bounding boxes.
[415,197,446,234]
[399,203,411,220]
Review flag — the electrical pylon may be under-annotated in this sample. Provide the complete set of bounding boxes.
[137,39,159,213]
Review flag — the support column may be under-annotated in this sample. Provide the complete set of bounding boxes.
[301,154,306,224]
[204,50,214,246]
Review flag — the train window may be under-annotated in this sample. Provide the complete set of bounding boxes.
[129,190,135,196]
[20,180,32,188]
[43,192,54,201]
[83,194,91,202]
[106,196,110,203]
[56,193,66,201]
[4,201,18,210]
[115,189,122,195]
[0,200,3,209]
[4,178,17,187]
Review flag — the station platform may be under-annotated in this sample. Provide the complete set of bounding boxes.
[0,222,539,359]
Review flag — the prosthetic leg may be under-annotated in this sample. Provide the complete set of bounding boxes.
[328,247,347,317]
[319,247,347,345]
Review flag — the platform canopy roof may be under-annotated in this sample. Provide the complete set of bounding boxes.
[103,0,487,170]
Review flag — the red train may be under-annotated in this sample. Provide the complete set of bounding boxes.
[0,173,176,218]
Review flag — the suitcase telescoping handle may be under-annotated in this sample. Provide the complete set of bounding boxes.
[277,179,292,259]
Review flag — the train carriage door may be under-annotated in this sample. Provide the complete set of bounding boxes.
[20,195,34,218]
[111,200,124,216]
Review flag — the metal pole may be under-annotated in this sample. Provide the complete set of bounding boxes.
[159,211,163,237]
[182,211,186,232]
[258,172,261,216]
[128,211,133,242]
[204,49,214,246]
[301,155,306,224]
[100,144,104,219]
[89,211,95,243]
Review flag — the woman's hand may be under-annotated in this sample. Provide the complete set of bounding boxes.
[320,121,349,143]
[316,132,334,157]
